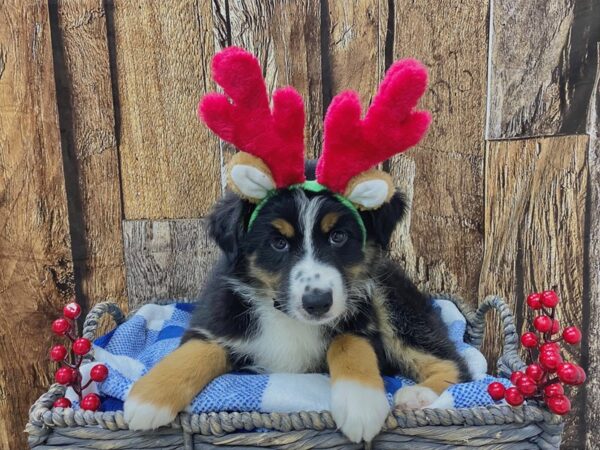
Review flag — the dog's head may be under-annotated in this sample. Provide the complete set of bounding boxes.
[200,47,428,325]
[208,162,407,325]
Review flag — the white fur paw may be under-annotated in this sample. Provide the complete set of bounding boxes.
[124,396,176,431]
[394,385,439,410]
[331,380,390,443]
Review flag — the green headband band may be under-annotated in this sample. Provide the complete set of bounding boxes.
[247,180,367,246]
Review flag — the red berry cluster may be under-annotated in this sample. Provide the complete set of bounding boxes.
[488,290,585,415]
[50,301,108,411]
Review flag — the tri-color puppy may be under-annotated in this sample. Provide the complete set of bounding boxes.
[124,46,470,443]
[124,161,470,443]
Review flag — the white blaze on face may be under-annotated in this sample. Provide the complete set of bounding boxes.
[288,192,347,323]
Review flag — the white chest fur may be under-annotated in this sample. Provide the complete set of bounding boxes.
[229,303,329,373]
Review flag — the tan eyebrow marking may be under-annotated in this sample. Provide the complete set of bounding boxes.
[320,212,340,233]
[271,218,295,238]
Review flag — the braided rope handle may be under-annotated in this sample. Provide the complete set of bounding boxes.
[82,302,126,341]
[467,295,526,376]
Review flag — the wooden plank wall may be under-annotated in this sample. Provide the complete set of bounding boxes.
[482,1,600,444]
[51,0,127,313]
[391,0,488,304]
[584,43,600,450]
[0,2,75,447]
[0,1,598,448]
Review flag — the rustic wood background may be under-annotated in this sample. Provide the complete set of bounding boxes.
[0,1,598,448]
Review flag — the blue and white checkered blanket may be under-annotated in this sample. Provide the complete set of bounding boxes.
[70,300,511,412]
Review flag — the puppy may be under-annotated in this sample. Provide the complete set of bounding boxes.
[124,161,471,443]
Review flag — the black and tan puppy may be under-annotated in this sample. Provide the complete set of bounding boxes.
[124,162,470,443]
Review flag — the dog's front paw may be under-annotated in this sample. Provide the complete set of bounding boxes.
[124,377,177,430]
[393,385,438,410]
[331,380,390,443]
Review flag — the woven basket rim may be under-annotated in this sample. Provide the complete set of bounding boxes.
[29,382,562,436]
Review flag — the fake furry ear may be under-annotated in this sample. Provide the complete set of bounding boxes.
[208,191,253,260]
[360,190,407,249]
[344,169,394,210]
[227,152,276,203]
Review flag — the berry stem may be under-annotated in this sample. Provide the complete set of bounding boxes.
[61,360,76,370]
[539,377,560,389]
[543,307,556,342]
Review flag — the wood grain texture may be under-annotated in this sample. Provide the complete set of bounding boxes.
[584,44,600,450]
[123,219,219,310]
[487,0,600,139]
[479,136,589,447]
[52,0,126,312]
[110,0,221,219]
[327,0,387,102]
[390,0,488,307]
[0,2,74,449]
[223,0,323,158]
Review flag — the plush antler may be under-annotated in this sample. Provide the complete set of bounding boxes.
[199,47,306,188]
[316,59,431,194]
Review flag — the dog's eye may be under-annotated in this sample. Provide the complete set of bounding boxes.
[270,236,289,252]
[329,230,348,247]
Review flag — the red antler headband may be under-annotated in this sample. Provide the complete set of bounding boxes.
[199,47,305,191]
[199,46,430,215]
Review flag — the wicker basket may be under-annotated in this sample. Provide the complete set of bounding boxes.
[27,296,563,449]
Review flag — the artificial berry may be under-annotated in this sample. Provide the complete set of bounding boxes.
[534,315,553,333]
[563,326,582,345]
[557,362,579,385]
[520,332,538,348]
[63,302,81,320]
[510,371,524,385]
[547,394,571,415]
[55,367,74,385]
[90,364,109,382]
[575,366,587,385]
[63,367,78,383]
[53,397,72,408]
[72,338,91,356]
[539,351,563,372]
[544,383,564,398]
[551,319,560,335]
[516,375,538,396]
[487,382,506,401]
[541,290,560,308]
[81,393,101,411]
[527,293,543,310]
[504,387,524,406]
[68,367,79,383]
[526,363,545,382]
[51,318,71,336]
[50,345,68,362]
[540,342,560,353]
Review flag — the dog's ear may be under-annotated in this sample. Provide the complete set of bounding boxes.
[207,192,253,259]
[344,169,394,210]
[360,190,407,249]
[227,152,276,203]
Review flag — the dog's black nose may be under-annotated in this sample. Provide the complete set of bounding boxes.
[302,289,333,316]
